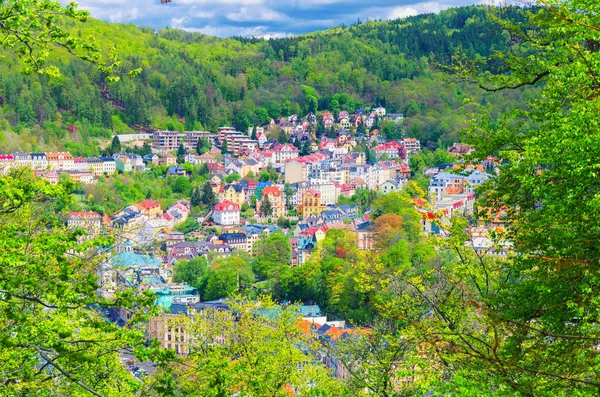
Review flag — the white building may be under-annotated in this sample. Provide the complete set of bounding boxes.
[213,200,241,226]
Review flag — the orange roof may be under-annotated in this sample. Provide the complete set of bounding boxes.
[262,186,281,196]
[295,319,314,335]
[324,327,345,340]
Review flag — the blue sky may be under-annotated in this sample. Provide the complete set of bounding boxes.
[73,0,487,38]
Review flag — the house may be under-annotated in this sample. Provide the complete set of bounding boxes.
[354,221,374,250]
[372,141,406,160]
[448,143,472,156]
[257,186,286,218]
[166,232,185,249]
[143,154,159,165]
[213,201,241,226]
[401,138,421,152]
[380,178,405,194]
[161,153,177,166]
[373,104,386,117]
[167,166,187,177]
[271,143,299,163]
[166,202,190,225]
[137,200,163,219]
[67,211,102,230]
[296,189,327,219]
[218,184,246,207]
[218,230,247,250]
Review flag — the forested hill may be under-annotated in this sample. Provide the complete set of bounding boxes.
[0,5,531,156]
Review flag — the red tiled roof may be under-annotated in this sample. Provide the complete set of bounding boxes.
[138,200,161,209]
[68,211,101,218]
[213,200,241,211]
[305,189,320,197]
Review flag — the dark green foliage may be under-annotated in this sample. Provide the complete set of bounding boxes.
[0,6,532,155]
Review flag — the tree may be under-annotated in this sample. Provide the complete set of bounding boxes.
[251,125,258,140]
[198,162,210,177]
[224,173,241,183]
[0,169,162,396]
[0,0,127,79]
[110,135,121,154]
[283,183,295,210]
[383,3,600,395]
[300,140,312,156]
[157,297,347,396]
[252,232,291,279]
[200,182,216,208]
[196,137,211,155]
[172,175,191,194]
[260,195,273,217]
[221,138,228,154]
[190,186,202,207]
[172,257,210,294]
[177,143,186,164]
[204,255,254,301]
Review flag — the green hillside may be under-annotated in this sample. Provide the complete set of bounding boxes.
[0,5,533,156]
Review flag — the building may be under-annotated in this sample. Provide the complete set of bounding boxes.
[257,186,286,218]
[67,211,102,229]
[45,152,74,170]
[380,178,406,194]
[218,230,247,250]
[31,153,48,169]
[296,189,327,219]
[153,131,180,151]
[137,200,163,219]
[354,221,374,250]
[213,201,241,226]
[271,143,299,163]
[401,138,421,152]
[218,184,246,207]
[161,154,177,166]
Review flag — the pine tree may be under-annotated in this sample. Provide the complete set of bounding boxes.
[260,195,273,217]
[191,186,202,207]
[251,125,258,140]
[110,135,121,155]
[177,143,186,164]
[200,182,216,208]
[221,139,228,154]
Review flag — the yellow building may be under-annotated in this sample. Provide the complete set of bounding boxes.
[296,189,326,219]
[257,186,286,218]
[218,184,246,207]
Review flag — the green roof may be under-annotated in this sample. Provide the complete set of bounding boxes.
[111,252,161,268]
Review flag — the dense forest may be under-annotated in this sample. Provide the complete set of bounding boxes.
[0,5,533,156]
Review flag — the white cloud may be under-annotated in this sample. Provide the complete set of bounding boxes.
[388,6,419,19]
[226,6,287,22]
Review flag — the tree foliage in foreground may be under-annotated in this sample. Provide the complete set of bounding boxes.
[154,297,347,396]
[375,2,600,395]
[0,168,170,396]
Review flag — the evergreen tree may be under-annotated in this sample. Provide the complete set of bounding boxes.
[200,182,216,208]
[177,143,186,164]
[221,139,228,154]
[198,162,210,176]
[300,140,312,156]
[196,137,211,155]
[191,186,202,207]
[316,119,326,138]
[251,125,258,140]
[327,126,336,139]
[260,195,273,217]
[110,135,121,155]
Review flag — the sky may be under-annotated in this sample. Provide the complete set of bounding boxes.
[70,0,491,38]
